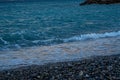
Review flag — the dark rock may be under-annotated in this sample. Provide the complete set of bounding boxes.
[80,0,120,5]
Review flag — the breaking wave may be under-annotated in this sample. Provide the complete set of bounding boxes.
[63,31,120,42]
[0,31,120,50]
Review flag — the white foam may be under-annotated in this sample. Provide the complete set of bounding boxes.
[14,44,21,49]
[64,31,120,42]
[0,37,9,45]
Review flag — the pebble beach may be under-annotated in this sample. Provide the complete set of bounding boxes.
[0,54,120,80]
[0,0,120,80]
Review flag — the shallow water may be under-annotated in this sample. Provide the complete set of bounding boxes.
[0,36,120,70]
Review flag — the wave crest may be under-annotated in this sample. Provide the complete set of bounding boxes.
[64,31,120,42]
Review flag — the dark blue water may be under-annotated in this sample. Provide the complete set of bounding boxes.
[0,0,120,50]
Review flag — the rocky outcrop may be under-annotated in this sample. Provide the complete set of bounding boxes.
[80,0,120,5]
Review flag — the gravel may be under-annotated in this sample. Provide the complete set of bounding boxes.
[0,54,120,80]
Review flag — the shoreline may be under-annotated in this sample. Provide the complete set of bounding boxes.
[0,36,120,70]
[0,54,120,80]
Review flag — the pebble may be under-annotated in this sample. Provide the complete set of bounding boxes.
[0,54,120,80]
[85,74,89,77]
[79,71,83,76]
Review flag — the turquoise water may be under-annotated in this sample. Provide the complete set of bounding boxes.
[0,0,120,50]
[0,0,120,70]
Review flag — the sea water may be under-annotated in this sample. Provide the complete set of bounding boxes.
[0,0,120,70]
